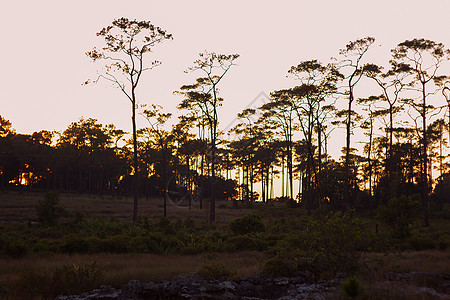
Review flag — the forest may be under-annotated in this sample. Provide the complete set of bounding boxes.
[2,32,450,224]
[1,18,450,298]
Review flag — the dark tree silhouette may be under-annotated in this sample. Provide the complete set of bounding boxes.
[177,51,239,222]
[338,37,375,208]
[86,18,172,222]
[392,38,449,226]
[141,104,174,217]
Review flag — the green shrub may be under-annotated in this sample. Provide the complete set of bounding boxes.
[183,217,195,233]
[10,268,50,299]
[61,261,104,294]
[408,236,436,251]
[377,194,421,238]
[36,192,61,226]
[9,262,104,299]
[60,235,90,253]
[305,212,373,277]
[341,276,364,298]
[197,231,228,252]
[261,256,297,277]
[96,235,130,253]
[0,281,7,298]
[196,262,234,280]
[229,214,265,235]
[158,217,175,235]
[0,234,29,258]
[79,218,126,238]
[223,235,267,252]
[438,240,448,251]
[7,240,29,258]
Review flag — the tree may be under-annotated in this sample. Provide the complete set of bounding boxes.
[57,118,122,195]
[357,96,378,215]
[392,38,449,226]
[177,51,239,222]
[86,18,172,222]
[260,91,296,200]
[338,37,375,208]
[141,104,174,217]
[0,115,14,137]
[288,60,343,213]
[363,62,410,201]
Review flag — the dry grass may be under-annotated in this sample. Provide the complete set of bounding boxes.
[366,250,450,277]
[0,251,264,289]
[0,191,257,224]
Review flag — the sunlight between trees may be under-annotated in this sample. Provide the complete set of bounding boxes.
[1,18,450,226]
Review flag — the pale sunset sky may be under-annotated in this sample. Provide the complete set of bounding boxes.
[1,0,450,160]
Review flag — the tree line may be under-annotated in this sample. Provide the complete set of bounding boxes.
[2,18,450,226]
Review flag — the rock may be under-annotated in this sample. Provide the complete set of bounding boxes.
[385,271,450,295]
[56,274,343,299]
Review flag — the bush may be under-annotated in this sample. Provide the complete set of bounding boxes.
[341,276,364,298]
[9,268,50,299]
[408,236,436,251]
[197,231,228,252]
[61,261,104,294]
[5,239,29,258]
[196,262,234,280]
[183,217,195,233]
[377,194,421,238]
[60,235,90,253]
[79,218,126,239]
[261,256,297,277]
[96,235,130,253]
[305,212,373,277]
[158,217,175,235]
[223,235,267,252]
[229,214,265,235]
[36,192,61,226]
[9,262,104,299]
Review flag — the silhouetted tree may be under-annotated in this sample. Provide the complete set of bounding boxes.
[288,60,343,213]
[141,104,174,217]
[338,36,375,208]
[363,62,410,200]
[392,38,449,226]
[261,90,296,200]
[86,17,172,222]
[177,51,239,221]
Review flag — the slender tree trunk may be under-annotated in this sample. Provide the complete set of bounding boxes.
[187,156,192,210]
[422,83,429,227]
[281,155,285,197]
[368,114,374,217]
[250,160,254,201]
[307,152,312,215]
[270,166,274,199]
[132,99,139,223]
[210,136,216,221]
[317,124,322,210]
[344,88,353,209]
[163,147,168,217]
[288,138,293,200]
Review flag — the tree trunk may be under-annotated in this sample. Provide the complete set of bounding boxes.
[210,136,216,222]
[344,88,353,209]
[163,148,168,217]
[132,99,139,223]
[422,84,429,227]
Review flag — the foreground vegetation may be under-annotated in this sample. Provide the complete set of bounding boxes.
[0,191,449,299]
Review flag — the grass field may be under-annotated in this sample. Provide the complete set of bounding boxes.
[0,191,449,299]
[0,191,253,224]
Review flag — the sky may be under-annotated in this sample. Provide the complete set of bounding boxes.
[1,0,450,159]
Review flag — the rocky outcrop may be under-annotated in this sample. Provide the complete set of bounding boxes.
[56,272,450,299]
[383,272,450,298]
[56,273,343,300]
